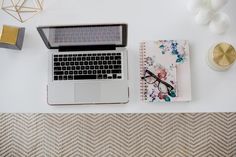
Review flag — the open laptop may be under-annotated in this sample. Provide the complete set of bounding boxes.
[37,24,129,105]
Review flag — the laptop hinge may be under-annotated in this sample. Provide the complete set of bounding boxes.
[58,45,116,52]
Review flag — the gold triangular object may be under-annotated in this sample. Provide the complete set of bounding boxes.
[1,0,43,23]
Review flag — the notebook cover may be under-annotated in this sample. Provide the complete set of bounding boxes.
[140,40,191,102]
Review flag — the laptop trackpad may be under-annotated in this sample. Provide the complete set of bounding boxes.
[74,82,101,103]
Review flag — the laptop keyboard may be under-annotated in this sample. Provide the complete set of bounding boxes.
[53,52,122,81]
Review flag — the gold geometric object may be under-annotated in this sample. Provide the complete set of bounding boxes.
[0,25,25,50]
[1,0,43,23]
[213,42,236,67]
[0,25,19,45]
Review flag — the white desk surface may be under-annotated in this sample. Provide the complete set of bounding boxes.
[0,0,236,113]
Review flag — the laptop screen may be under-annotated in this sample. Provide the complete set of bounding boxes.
[37,24,127,49]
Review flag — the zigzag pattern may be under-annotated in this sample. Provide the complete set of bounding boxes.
[0,113,236,157]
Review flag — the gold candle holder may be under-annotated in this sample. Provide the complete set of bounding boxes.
[207,42,236,71]
[1,0,43,23]
[0,25,25,50]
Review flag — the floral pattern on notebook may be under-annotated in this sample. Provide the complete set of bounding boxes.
[142,40,189,102]
[159,40,188,64]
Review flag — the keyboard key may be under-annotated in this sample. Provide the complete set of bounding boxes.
[54,67,61,71]
[54,71,63,75]
[114,65,121,69]
[74,75,96,80]
[54,76,58,80]
[112,70,121,74]
[98,75,102,79]
[54,62,60,66]
[115,56,121,60]
[68,75,73,80]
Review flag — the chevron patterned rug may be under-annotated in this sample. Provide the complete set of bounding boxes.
[0,113,236,157]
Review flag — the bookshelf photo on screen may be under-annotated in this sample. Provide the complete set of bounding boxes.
[140,40,191,103]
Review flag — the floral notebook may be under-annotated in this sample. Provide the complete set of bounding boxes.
[140,40,191,102]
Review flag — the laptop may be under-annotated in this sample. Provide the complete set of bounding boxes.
[37,24,129,105]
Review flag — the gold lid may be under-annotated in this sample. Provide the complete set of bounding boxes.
[0,26,2,39]
[0,25,19,45]
[213,43,236,67]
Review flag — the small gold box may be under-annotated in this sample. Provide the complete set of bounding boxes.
[0,25,25,50]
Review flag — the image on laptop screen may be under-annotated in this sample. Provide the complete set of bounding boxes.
[37,24,127,48]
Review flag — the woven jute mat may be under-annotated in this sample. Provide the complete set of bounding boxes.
[0,113,236,157]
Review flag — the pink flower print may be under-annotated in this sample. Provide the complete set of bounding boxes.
[157,68,167,80]
[158,92,165,100]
